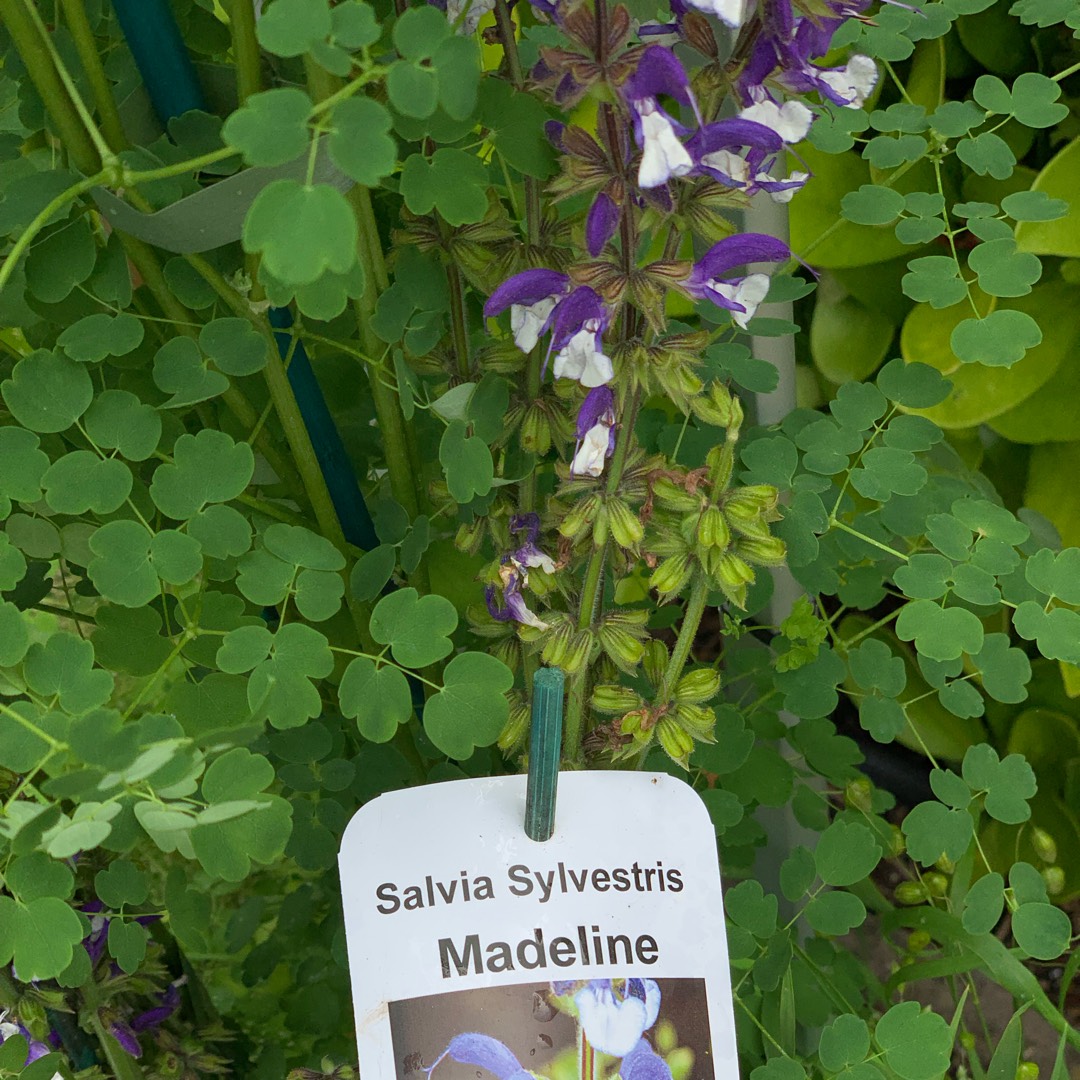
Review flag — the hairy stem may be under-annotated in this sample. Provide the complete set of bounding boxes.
[661,571,710,697]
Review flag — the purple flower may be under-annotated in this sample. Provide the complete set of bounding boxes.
[108,1019,142,1058]
[623,47,701,188]
[572,387,617,478]
[0,1013,52,1067]
[486,564,549,630]
[428,1034,532,1080]
[621,1039,674,1080]
[484,269,570,353]
[689,119,809,202]
[682,233,789,328]
[509,513,556,573]
[549,286,613,387]
[586,192,621,257]
[131,980,184,1033]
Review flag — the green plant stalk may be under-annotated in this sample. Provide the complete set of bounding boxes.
[0,0,100,172]
[661,572,710,697]
[58,0,128,149]
[447,257,472,379]
[230,0,263,103]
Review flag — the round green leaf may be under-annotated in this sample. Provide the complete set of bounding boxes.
[339,656,413,741]
[814,820,882,886]
[370,588,457,667]
[423,651,513,758]
[150,429,255,520]
[83,389,162,461]
[42,452,132,515]
[2,350,93,433]
[329,97,397,186]
[56,312,144,362]
[200,317,268,376]
[222,87,313,167]
[1011,902,1071,959]
[874,1001,951,1080]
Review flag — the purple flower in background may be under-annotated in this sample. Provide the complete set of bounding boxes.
[572,978,661,1056]
[585,192,621,256]
[131,980,185,1033]
[484,269,571,353]
[549,287,613,388]
[572,386,617,478]
[486,516,557,629]
[623,47,702,188]
[621,1039,674,1080]
[682,233,789,328]
[0,1012,52,1067]
[108,1018,142,1058]
[428,1034,532,1080]
[688,117,807,201]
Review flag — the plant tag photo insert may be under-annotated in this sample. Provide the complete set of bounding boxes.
[339,772,736,1080]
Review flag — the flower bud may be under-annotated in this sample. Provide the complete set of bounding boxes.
[934,854,955,874]
[497,700,530,753]
[1016,1064,1040,1080]
[713,552,754,608]
[727,395,744,440]
[706,443,734,491]
[735,535,787,566]
[699,505,731,551]
[1042,866,1065,896]
[1032,827,1057,865]
[592,684,644,714]
[598,623,646,670]
[657,716,695,766]
[651,553,694,600]
[888,824,906,857]
[894,881,929,905]
[520,402,553,455]
[924,872,949,897]
[674,667,722,704]
[605,607,650,629]
[620,708,649,735]
[607,497,645,549]
[559,495,599,541]
[653,477,702,512]
[643,639,669,686]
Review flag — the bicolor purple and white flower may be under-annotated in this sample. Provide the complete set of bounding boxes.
[688,117,808,202]
[572,386,617,478]
[549,286,613,388]
[0,1012,53,1068]
[738,96,814,143]
[682,0,746,27]
[623,47,703,188]
[485,514,556,629]
[682,233,790,328]
[484,269,571,354]
[508,513,556,574]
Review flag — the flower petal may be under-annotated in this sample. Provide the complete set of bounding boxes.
[586,193,621,256]
[694,233,790,283]
[485,269,569,318]
[624,45,694,106]
[430,1034,532,1080]
[621,1040,674,1080]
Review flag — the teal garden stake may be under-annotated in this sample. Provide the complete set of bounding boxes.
[524,667,565,842]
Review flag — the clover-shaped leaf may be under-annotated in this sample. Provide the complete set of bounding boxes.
[339,657,413,741]
[962,871,1004,933]
[423,651,513,758]
[804,890,866,935]
[875,1002,951,1080]
[400,149,489,227]
[901,256,967,308]
[223,87,312,166]
[329,97,397,186]
[84,390,162,462]
[962,744,1036,823]
[42,452,131,515]
[1013,601,1080,662]
[841,184,906,225]
[23,633,113,715]
[153,337,228,408]
[895,600,984,661]
[950,310,1042,367]
[967,240,1041,298]
[257,0,332,57]
[57,313,144,362]
[439,418,494,503]
[1025,547,1080,603]
[2,350,93,433]
[200,318,268,376]
[902,800,974,864]
[150,430,254,521]
[815,820,882,886]
[371,588,457,667]
[956,132,1016,179]
[819,1015,871,1073]
[248,623,334,729]
[244,179,358,287]
[1009,72,1069,127]
[971,632,1030,703]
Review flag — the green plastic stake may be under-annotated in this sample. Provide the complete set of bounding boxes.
[524,666,565,842]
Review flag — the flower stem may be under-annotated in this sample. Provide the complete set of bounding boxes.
[230,0,263,102]
[447,258,472,379]
[661,571,710,697]
[58,0,127,150]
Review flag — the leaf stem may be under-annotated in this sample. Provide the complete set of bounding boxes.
[58,0,128,150]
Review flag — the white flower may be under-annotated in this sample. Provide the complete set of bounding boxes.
[510,295,558,352]
[636,101,694,188]
[571,421,613,477]
[701,148,752,187]
[684,0,746,27]
[574,980,662,1057]
[708,272,771,329]
[820,55,878,108]
[447,0,496,33]
[552,324,614,387]
[739,98,814,143]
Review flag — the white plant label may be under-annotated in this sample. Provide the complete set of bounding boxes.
[339,771,737,1080]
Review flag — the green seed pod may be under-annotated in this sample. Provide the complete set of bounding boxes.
[657,716,695,765]
[497,700,530,753]
[491,636,521,673]
[888,824,906,858]
[607,497,645,549]
[520,401,553,455]
[559,494,599,541]
[706,443,734,491]
[591,684,644,714]
[934,853,956,874]
[1016,1064,1040,1080]
[924,872,949,897]
[907,930,931,953]
[673,702,715,737]
[1042,866,1065,896]
[620,708,649,735]
[894,881,929,905]
[674,667,722,704]
[643,639,669,686]
[699,505,731,551]
[561,630,595,674]
[1032,827,1058,865]
[650,553,693,599]
[735,535,787,566]
[598,623,647,670]
[845,777,874,813]
[691,382,735,428]
[455,517,486,554]
[592,503,610,548]
[652,477,702,512]
[541,621,574,667]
